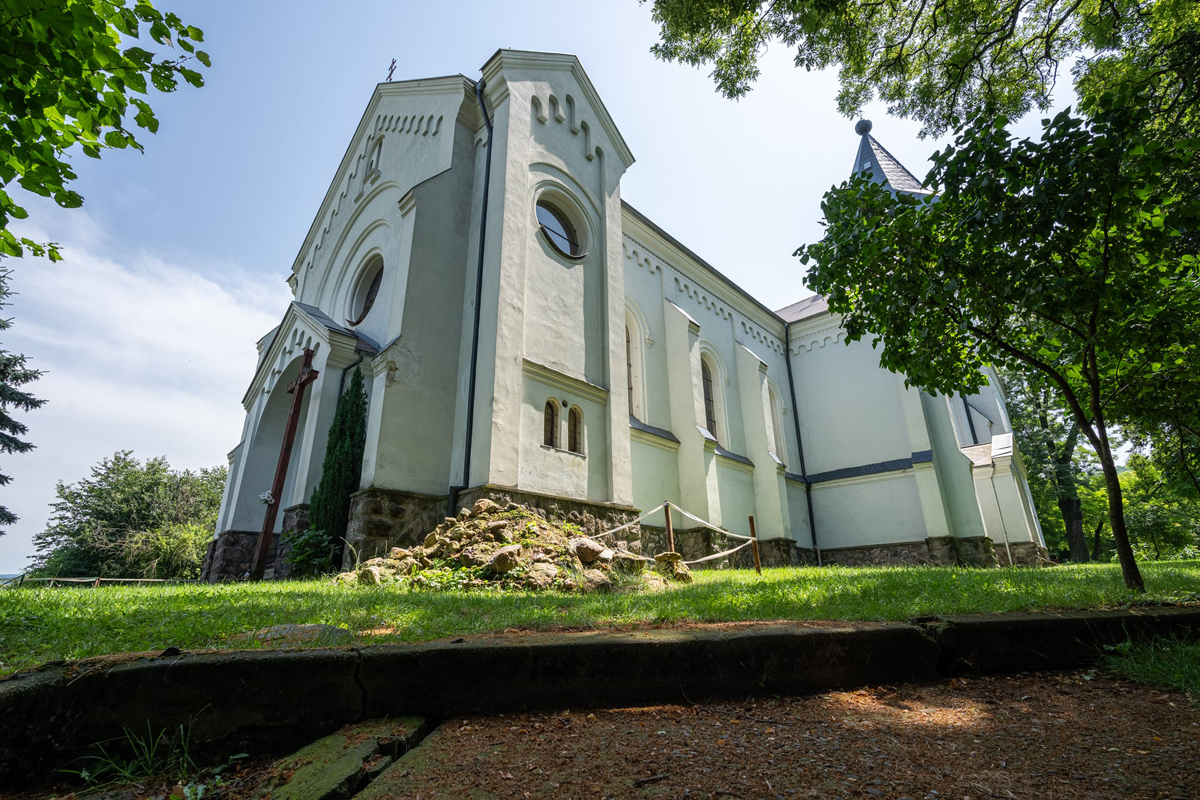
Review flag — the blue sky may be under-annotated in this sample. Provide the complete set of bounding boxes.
[0,1,1074,572]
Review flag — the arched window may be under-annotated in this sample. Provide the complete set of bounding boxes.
[543,400,558,447]
[567,407,583,454]
[624,307,647,421]
[701,358,718,442]
[768,385,786,464]
[626,325,634,412]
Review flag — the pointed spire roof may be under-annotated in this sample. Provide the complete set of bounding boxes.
[851,120,930,195]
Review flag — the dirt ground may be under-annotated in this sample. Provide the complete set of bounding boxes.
[359,670,1197,800]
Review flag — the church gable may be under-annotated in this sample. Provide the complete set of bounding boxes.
[290,76,481,304]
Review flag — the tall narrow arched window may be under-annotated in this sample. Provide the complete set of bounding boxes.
[769,385,786,464]
[567,407,583,454]
[701,358,718,441]
[626,326,634,412]
[543,400,558,447]
[624,307,647,421]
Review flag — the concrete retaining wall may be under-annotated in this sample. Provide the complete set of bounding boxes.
[2,607,1197,787]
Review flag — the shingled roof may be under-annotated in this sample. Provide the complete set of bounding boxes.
[851,120,931,196]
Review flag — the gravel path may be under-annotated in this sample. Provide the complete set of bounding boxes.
[364,670,1197,799]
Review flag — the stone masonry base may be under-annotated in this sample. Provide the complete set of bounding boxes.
[342,484,642,565]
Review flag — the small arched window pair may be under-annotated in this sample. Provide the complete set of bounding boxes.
[543,400,583,454]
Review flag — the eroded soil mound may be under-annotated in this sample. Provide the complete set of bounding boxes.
[335,499,690,592]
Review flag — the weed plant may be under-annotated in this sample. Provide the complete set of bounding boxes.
[1104,637,1200,696]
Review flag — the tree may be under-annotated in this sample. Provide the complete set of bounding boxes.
[647,0,1200,137]
[286,367,368,575]
[0,267,43,534]
[1,0,209,260]
[1000,368,1092,561]
[30,451,225,578]
[799,90,1200,592]
[1119,453,1200,560]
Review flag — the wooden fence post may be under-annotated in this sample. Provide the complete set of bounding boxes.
[664,501,675,554]
[748,515,762,575]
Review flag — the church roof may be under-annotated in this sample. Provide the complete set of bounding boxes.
[775,295,828,323]
[770,123,930,324]
[851,120,931,195]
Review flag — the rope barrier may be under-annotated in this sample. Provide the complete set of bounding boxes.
[593,505,664,540]
[589,501,762,570]
[667,503,755,541]
[682,540,753,566]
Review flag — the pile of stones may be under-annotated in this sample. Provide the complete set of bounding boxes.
[335,498,691,593]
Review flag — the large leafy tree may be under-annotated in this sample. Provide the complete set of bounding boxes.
[30,451,225,578]
[0,268,43,534]
[799,90,1200,592]
[647,0,1200,137]
[1,0,209,260]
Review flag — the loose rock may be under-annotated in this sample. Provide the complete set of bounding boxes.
[526,562,559,589]
[472,498,501,517]
[488,544,522,574]
[571,536,606,564]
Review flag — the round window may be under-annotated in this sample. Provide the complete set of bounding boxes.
[536,200,583,258]
[347,260,383,326]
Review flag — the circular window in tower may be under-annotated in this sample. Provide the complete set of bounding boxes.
[347,257,383,326]
[536,199,584,258]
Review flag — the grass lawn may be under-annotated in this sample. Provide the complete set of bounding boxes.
[2,560,1198,677]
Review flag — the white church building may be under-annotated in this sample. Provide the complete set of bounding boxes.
[202,49,1046,580]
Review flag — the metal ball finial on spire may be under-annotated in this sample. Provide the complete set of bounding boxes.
[855,119,872,135]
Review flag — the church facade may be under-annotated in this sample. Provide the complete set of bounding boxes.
[202,50,1046,580]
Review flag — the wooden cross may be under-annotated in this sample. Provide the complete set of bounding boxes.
[250,348,320,580]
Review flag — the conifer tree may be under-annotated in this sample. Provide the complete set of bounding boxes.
[0,269,44,534]
[288,366,368,573]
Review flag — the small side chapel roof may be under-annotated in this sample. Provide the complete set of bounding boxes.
[851,119,931,196]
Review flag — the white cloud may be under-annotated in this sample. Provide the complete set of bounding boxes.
[0,217,292,572]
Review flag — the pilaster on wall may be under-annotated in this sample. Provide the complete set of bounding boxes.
[896,375,952,539]
[477,77,526,490]
[989,434,1044,547]
[735,344,788,540]
[290,343,356,508]
[663,299,712,522]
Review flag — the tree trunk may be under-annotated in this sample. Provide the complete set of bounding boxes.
[1091,519,1106,560]
[1056,494,1089,562]
[1097,454,1145,592]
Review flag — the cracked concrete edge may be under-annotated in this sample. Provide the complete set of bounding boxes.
[1,608,1198,787]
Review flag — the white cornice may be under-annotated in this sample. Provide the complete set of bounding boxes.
[480,49,635,169]
[621,214,788,343]
[521,359,609,406]
[630,425,679,453]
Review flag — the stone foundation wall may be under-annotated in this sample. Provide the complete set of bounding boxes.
[200,531,259,581]
[955,536,1000,567]
[998,541,1051,566]
[638,525,711,564]
[343,487,446,562]
[728,538,817,569]
[272,504,310,579]
[456,485,640,540]
[819,540,939,567]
